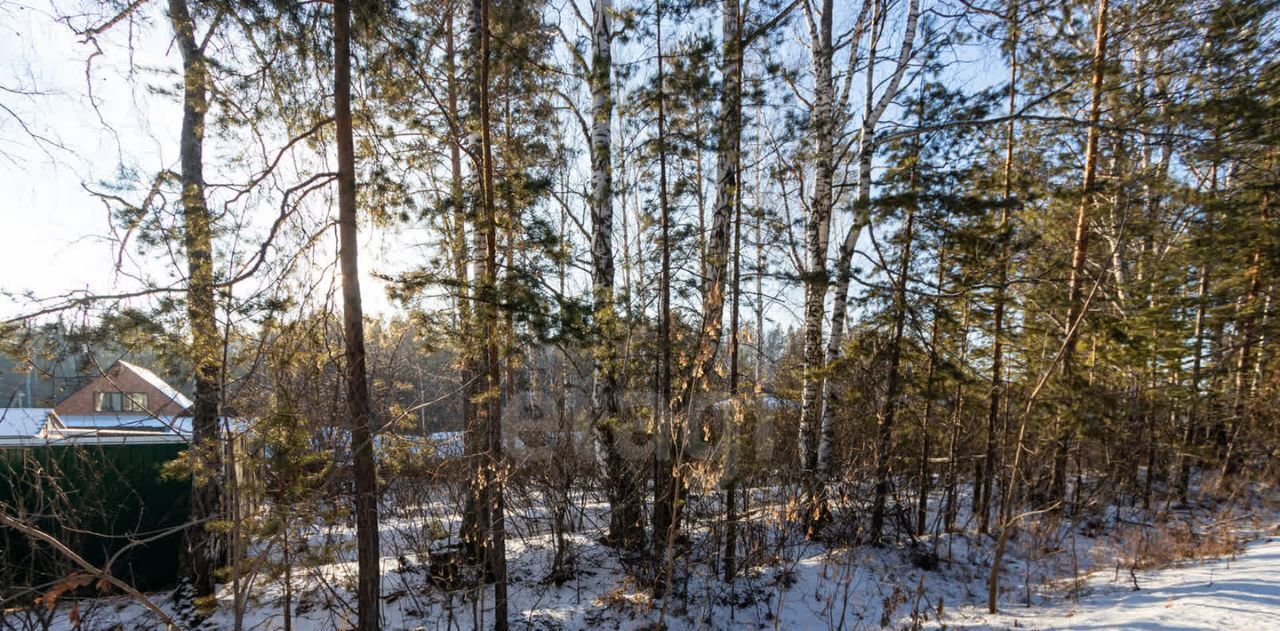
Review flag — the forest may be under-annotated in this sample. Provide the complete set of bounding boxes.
[1,0,1278,628]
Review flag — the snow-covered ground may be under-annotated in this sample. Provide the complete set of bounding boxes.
[942,536,1280,630]
[6,484,1277,630]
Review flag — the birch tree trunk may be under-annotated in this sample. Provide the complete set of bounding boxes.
[797,0,835,508]
[588,0,644,550]
[812,0,918,526]
[443,5,487,564]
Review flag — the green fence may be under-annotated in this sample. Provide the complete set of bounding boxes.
[0,441,191,601]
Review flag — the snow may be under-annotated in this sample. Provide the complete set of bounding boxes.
[7,482,1278,630]
[941,536,1280,630]
[54,413,193,434]
[118,360,195,410]
[0,407,51,437]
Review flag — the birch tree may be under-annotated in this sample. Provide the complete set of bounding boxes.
[796,0,836,514]
[798,0,920,529]
[587,0,645,551]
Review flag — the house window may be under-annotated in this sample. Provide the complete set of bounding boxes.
[94,392,149,413]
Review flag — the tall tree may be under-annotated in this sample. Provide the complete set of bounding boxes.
[589,0,645,551]
[978,0,1019,535]
[796,0,836,517]
[470,0,509,624]
[814,0,916,535]
[333,1,380,628]
[652,0,677,584]
[440,0,486,566]
[811,0,872,493]
[1052,0,1109,507]
[679,0,742,409]
[167,0,225,619]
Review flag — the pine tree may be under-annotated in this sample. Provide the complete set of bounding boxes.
[166,0,226,621]
[332,1,381,628]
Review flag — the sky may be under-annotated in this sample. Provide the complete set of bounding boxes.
[0,0,1011,334]
[0,1,405,322]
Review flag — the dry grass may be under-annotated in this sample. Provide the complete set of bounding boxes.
[591,576,652,612]
[1110,513,1245,572]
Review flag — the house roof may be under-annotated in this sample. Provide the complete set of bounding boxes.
[1,403,246,447]
[0,434,188,448]
[0,408,53,437]
[116,360,194,411]
[53,413,193,435]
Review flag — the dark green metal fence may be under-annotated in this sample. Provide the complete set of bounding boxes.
[0,441,191,601]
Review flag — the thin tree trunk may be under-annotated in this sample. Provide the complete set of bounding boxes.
[1177,171,1215,501]
[672,0,742,422]
[334,2,380,628]
[869,167,920,544]
[695,111,708,281]
[980,0,1018,535]
[813,0,918,524]
[445,6,485,561]
[282,524,292,631]
[944,298,971,532]
[918,258,945,536]
[1052,0,1109,507]
[475,0,508,624]
[755,132,765,391]
[652,0,676,588]
[1253,285,1273,399]
[589,0,644,551]
[1152,383,1162,506]
[797,0,836,503]
[724,78,744,580]
[1224,195,1270,480]
[657,0,744,581]
[445,8,471,332]
[987,420,1026,614]
[618,106,634,309]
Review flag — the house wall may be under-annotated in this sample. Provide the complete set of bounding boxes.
[54,364,188,416]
